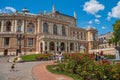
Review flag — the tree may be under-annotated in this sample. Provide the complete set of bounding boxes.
[109,20,120,56]
[112,20,120,46]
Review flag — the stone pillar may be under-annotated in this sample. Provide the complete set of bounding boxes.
[58,42,61,51]
[11,20,14,32]
[55,42,57,52]
[2,38,4,48]
[41,21,43,33]
[1,20,4,32]
[58,24,61,35]
[74,43,76,52]
[15,20,17,32]
[22,20,24,33]
[42,41,45,52]
[68,43,70,53]
[51,23,53,34]
[47,41,49,52]
[65,43,67,52]
[76,43,78,53]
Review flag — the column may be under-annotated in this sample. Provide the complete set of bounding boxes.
[65,43,67,52]
[68,43,70,53]
[54,42,57,52]
[51,23,53,34]
[1,20,4,32]
[25,20,28,33]
[58,42,61,51]
[22,20,24,33]
[15,20,17,32]
[2,38,4,48]
[47,41,49,52]
[74,43,76,52]
[58,24,61,35]
[12,20,14,32]
[76,43,79,52]
[42,41,45,52]
[41,21,43,33]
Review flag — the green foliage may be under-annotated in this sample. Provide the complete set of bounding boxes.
[22,54,53,61]
[111,20,120,45]
[51,53,120,80]
[22,54,40,61]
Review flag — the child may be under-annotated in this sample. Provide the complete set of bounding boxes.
[10,60,16,71]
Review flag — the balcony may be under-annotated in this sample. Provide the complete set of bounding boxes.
[39,34,79,41]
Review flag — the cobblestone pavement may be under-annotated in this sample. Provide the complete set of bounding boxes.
[0,56,41,80]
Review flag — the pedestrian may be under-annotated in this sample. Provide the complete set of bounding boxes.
[10,60,16,71]
[58,52,63,63]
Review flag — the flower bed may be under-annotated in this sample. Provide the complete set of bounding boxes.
[52,53,120,80]
[22,53,53,61]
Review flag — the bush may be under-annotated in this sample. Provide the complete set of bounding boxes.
[54,53,120,80]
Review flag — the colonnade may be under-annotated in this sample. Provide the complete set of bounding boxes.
[39,41,87,53]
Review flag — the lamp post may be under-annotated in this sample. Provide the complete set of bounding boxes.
[16,33,24,62]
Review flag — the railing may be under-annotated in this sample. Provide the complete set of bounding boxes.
[39,34,79,41]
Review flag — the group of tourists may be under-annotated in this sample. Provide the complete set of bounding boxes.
[53,51,63,63]
[95,52,105,61]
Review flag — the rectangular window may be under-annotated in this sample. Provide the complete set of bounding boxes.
[17,26,21,32]
[28,38,33,47]
[4,38,9,46]
[27,27,34,33]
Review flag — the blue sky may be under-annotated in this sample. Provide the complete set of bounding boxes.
[0,0,120,35]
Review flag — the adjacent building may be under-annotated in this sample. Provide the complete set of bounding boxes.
[0,7,99,55]
[97,32,115,54]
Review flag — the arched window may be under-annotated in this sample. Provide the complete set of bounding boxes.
[43,22,48,33]
[0,22,1,32]
[60,42,65,51]
[62,26,66,36]
[27,23,35,33]
[70,43,74,51]
[49,42,54,51]
[6,21,11,32]
[53,24,57,35]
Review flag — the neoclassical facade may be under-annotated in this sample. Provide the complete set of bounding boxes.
[0,7,99,55]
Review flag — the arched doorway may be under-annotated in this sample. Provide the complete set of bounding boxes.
[60,42,65,51]
[70,43,74,51]
[4,49,8,56]
[49,42,55,51]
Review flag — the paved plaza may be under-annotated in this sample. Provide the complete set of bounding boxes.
[0,56,40,80]
[0,56,73,80]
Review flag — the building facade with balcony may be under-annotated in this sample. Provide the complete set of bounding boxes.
[0,7,99,55]
[97,32,115,54]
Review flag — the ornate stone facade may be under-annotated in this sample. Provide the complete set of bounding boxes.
[0,8,99,55]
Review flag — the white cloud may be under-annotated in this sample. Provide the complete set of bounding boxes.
[107,1,120,20]
[101,26,106,29]
[0,6,16,13]
[88,20,93,24]
[95,14,101,18]
[83,0,105,15]
[95,19,100,24]
[5,7,16,13]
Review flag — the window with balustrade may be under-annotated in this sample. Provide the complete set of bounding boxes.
[17,20,22,32]
[4,38,9,46]
[27,23,35,33]
[6,21,11,32]
[53,24,58,35]
[62,26,66,36]
[28,38,33,47]
[43,22,49,33]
